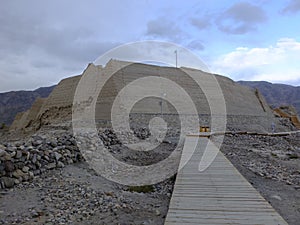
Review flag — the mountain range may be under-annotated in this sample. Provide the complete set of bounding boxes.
[0,80,299,127]
[238,81,300,115]
[0,86,55,126]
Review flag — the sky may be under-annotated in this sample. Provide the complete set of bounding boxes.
[1,0,300,92]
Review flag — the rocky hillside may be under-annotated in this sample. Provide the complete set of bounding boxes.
[238,81,300,115]
[0,86,55,126]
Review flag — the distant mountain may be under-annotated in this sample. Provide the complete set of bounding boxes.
[1,80,299,127]
[0,86,56,126]
[238,81,300,115]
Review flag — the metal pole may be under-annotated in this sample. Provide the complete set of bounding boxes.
[161,93,166,115]
[175,50,177,68]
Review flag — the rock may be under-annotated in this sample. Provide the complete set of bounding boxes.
[155,209,161,216]
[1,177,15,188]
[33,170,41,176]
[64,150,72,157]
[26,152,30,160]
[271,195,282,201]
[53,152,62,161]
[50,141,57,148]
[22,166,30,173]
[22,173,29,182]
[14,179,20,185]
[32,154,37,164]
[32,139,43,147]
[36,155,42,161]
[2,153,11,161]
[15,150,22,159]
[0,149,6,157]
[15,142,21,147]
[43,155,49,161]
[15,162,25,169]
[36,162,42,168]
[18,145,25,150]
[0,163,5,174]
[0,163,7,175]
[10,151,16,158]
[286,181,292,185]
[46,162,56,170]
[28,171,34,179]
[5,146,16,153]
[65,140,72,146]
[12,169,26,179]
[4,161,15,172]
[57,161,65,168]
[25,146,33,151]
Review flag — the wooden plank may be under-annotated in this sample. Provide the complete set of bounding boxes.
[164,136,288,225]
[187,130,300,137]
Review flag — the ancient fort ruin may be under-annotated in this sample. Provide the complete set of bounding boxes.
[9,59,294,133]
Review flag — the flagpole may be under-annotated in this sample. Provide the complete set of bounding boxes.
[175,50,177,68]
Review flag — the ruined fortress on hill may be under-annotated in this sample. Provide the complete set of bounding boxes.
[9,59,297,133]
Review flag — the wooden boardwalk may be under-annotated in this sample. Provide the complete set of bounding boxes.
[187,130,300,138]
[165,136,288,225]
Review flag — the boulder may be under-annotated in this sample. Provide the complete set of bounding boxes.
[1,177,15,188]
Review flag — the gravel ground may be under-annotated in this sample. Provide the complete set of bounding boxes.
[0,162,174,225]
[221,133,300,225]
[1,131,300,224]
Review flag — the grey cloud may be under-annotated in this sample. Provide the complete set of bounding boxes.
[0,0,141,92]
[0,9,119,92]
[1,18,119,69]
[186,40,205,51]
[216,2,267,34]
[146,17,185,41]
[0,1,120,76]
[281,0,300,14]
[30,60,57,69]
[37,28,120,63]
[1,2,131,71]
[190,17,211,30]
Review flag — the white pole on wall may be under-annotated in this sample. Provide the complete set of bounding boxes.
[175,50,177,68]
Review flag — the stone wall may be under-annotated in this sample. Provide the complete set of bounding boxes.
[10,60,280,132]
[25,98,46,126]
[0,132,83,189]
[9,112,25,131]
[38,75,81,116]
[91,61,273,118]
[9,98,46,131]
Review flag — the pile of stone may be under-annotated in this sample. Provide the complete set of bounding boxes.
[0,133,83,189]
[221,133,300,186]
[0,127,174,189]
[133,127,150,140]
[98,128,121,147]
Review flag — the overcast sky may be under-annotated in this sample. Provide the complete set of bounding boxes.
[1,0,300,92]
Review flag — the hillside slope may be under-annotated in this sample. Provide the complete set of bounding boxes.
[238,81,300,115]
[0,86,55,126]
